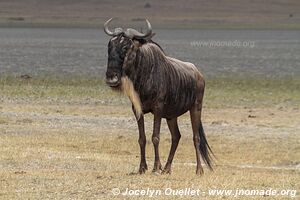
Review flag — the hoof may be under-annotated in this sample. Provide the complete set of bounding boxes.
[151,170,161,175]
[196,168,204,175]
[162,164,172,174]
[139,164,148,174]
[162,169,171,174]
[152,162,162,174]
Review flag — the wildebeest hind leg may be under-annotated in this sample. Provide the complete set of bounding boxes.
[190,105,204,175]
[162,118,181,174]
[152,115,162,173]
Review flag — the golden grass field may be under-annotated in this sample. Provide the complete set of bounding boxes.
[0,76,299,199]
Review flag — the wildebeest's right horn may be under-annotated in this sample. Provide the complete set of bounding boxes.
[104,18,123,36]
[124,19,152,39]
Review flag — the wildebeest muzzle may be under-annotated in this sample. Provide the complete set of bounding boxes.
[106,70,121,87]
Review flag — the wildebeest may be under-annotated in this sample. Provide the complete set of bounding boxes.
[104,18,213,175]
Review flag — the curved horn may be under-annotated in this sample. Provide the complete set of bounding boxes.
[104,18,123,36]
[124,19,152,39]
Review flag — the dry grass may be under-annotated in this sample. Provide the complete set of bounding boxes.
[1,75,299,108]
[0,76,299,199]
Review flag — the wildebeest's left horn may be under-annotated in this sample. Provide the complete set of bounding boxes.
[104,18,123,36]
[124,19,152,39]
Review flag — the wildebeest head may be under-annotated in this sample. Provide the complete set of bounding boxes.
[104,18,152,88]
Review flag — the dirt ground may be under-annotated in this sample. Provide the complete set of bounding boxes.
[0,98,299,199]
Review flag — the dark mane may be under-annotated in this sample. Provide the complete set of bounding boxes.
[134,37,165,54]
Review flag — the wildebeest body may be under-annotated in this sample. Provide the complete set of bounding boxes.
[126,43,202,119]
[104,18,213,175]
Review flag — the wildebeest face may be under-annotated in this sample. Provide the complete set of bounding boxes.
[106,35,132,87]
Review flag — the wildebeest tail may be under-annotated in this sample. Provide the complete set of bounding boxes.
[199,122,214,170]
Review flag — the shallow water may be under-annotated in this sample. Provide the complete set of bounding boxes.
[0,28,299,77]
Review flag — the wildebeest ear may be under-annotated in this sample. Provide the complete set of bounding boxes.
[132,38,143,45]
[132,40,142,48]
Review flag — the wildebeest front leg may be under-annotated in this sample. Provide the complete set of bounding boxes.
[162,118,181,174]
[137,115,148,174]
[152,115,162,173]
[133,107,147,174]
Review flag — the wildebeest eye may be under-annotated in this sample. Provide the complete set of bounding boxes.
[122,46,128,52]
